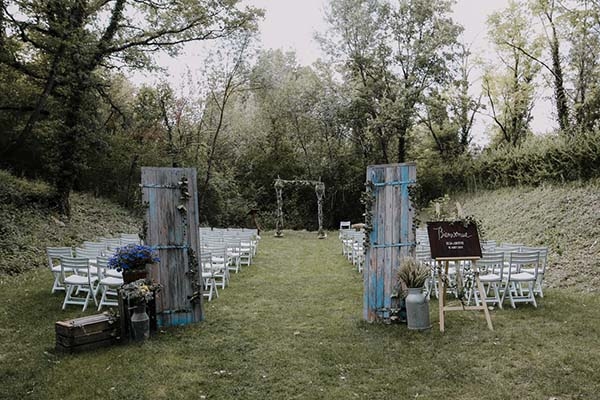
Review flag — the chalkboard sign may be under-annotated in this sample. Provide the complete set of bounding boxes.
[427,221,482,259]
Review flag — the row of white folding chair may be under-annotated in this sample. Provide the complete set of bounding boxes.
[470,248,545,308]
[202,236,253,268]
[492,245,548,298]
[58,255,124,311]
[201,227,259,255]
[47,247,122,308]
[412,242,546,308]
[58,255,120,311]
[47,246,105,294]
[339,229,365,272]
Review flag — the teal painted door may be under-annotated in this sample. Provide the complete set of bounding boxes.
[364,163,416,322]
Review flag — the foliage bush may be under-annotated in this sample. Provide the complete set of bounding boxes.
[472,132,600,187]
[0,169,55,207]
[414,131,600,204]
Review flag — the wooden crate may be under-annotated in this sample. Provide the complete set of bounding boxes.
[55,313,120,353]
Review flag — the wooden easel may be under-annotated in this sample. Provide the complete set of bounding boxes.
[436,257,493,333]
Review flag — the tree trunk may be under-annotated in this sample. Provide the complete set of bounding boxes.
[550,26,569,133]
[54,85,87,217]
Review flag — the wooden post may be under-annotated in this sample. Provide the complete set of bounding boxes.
[141,167,203,327]
[364,163,416,322]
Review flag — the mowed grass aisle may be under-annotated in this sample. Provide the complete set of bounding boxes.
[2,230,600,399]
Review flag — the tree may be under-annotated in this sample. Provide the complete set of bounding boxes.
[421,44,481,158]
[197,32,255,215]
[483,0,542,146]
[320,0,462,163]
[319,0,394,164]
[387,0,463,162]
[564,0,600,131]
[0,0,261,216]
[533,0,570,132]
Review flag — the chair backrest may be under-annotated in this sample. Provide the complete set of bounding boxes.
[59,256,91,282]
[508,251,540,279]
[478,251,505,278]
[96,255,110,280]
[119,233,141,246]
[100,238,122,251]
[415,247,431,263]
[83,241,108,252]
[75,246,102,258]
[496,245,521,258]
[520,246,548,273]
[480,240,497,251]
[500,242,524,248]
[47,247,73,268]
[200,252,212,273]
[339,221,351,230]
[416,228,429,246]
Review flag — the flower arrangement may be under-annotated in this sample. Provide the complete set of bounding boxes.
[108,244,159,272]
[121,278,162,303]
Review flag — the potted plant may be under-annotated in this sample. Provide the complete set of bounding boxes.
[121,278,162,342]
[397,257,431,330]
[108,244,160,283]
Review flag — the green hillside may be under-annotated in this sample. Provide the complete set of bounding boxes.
[0,170,141,275]
[452,180,600,292]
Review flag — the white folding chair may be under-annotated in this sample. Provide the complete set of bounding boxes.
[520,246,548,297]
[75,246,103,276]
[502,251,540,308]
[60,257,97,311]
[200,252,218,301]
[46,246,73,293]
[225,239,242,274]
[474,251,505,309]
[239,240,253,267]
[208,245,229,289]
[339,221,351,239]
[95,255,123,310]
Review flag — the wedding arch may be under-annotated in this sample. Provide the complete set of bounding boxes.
[274,177,326,238]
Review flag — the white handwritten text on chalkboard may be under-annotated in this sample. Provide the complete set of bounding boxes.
[433,226,472,240]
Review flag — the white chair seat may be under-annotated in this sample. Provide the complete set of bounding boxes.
[105,269,123,278]
[510,272,535,282]
[479,273,501,282]
[64,274,91,286]
[99,276,123,286]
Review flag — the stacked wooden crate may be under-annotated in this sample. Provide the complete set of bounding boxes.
[55,313,120,353]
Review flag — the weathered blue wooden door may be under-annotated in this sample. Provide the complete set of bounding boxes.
[141,167,203,327]
[364,163,416,322]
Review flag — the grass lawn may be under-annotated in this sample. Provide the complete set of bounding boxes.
[1,230,600,399]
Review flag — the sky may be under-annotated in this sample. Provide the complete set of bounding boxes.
[137,0,554,137]
[248,0,506,65]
